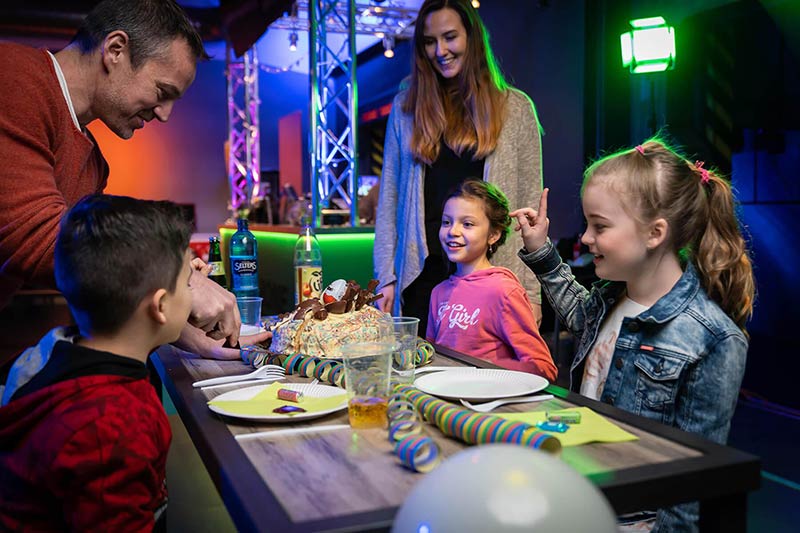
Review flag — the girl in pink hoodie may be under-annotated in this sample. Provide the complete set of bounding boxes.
[426,180,557,381]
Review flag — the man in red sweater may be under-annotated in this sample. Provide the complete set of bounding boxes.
[0,0,261,359]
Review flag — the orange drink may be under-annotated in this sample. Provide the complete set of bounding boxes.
[347,397,389,429]
[341,340,393,429]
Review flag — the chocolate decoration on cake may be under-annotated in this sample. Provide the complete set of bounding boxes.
[269,279,390,358]
[293,298,320,321]
[325,300,348,314]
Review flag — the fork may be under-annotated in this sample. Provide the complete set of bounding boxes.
[192,364,285,388]
[305,378,321,395]
[393,365,476,375]
[459,394,554,413]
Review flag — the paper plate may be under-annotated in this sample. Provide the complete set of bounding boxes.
[208,382,347,422]
[413,368,548,402]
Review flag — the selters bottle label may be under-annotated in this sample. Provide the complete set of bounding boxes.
[296,266,322,303]
[231,256,259,296]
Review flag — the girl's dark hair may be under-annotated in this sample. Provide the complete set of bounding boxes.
[404,0,508,164]
[71,0,209,69]
[55,194,192,335]
[583,139,755,332]
[445,179,511,259]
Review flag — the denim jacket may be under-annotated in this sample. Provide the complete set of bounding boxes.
[520,239,748,532]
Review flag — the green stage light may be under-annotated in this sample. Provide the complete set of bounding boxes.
[620,16,676,74]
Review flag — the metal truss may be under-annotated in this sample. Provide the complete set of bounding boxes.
[226,44,261,214]
[271,1,417,38]
[309,0,359,227]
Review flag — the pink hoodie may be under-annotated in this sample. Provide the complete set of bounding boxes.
[426,267,557,381]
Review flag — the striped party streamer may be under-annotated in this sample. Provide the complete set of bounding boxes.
[415,341,435,366]
[389,419,423,442]
[240,339,436,390]
[393,386,562,454]
[387,392,439,472]
[388,393,423,443]
[394,434,440,473]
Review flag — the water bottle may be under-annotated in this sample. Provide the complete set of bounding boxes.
[229,218,259,298]
[207,236,227,289]
[294,224,323,304]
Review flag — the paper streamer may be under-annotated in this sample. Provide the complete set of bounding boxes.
[387,391,438,472]
[393,386,561,454]
[241,339,436,390]
[415,341,435,366]
[394,434,440,472]
[388,419,423,442]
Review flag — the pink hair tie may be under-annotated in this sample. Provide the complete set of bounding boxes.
[695,161,710,184]
[635,145,645,155]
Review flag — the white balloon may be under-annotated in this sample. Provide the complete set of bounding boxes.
[392,444,617,533]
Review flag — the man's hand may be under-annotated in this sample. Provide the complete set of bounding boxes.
[174,323,271,360]
[510,188,551,254]
[191,257,213,275]
[188,269,241,347]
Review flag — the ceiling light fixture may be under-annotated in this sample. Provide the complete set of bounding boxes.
[289,31,298,52]
[620,16,676,73]
[383,34,395,58]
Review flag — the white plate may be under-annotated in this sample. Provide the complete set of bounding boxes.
[413,368,549,401]
[208,382,347,422]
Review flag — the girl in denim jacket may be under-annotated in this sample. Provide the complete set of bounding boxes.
[511,139,755,533]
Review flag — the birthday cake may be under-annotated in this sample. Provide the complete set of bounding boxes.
[269,279,388,358]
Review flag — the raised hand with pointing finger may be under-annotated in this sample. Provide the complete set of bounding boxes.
[510,188,550,253]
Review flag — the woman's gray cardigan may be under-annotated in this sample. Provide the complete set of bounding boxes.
[374,87,544,315]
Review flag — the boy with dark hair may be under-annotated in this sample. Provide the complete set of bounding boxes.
[0,194,194,531]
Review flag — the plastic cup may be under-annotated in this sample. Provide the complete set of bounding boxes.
[236,297,263,326]
[390,317,420,388]
[341,341,394,429]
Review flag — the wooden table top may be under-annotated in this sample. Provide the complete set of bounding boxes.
[153,344,760,533]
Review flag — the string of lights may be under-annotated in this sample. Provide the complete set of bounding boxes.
[257,54,308,74]
[269,1,418,38]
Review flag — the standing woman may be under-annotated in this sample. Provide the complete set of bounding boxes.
[374,0,543,333]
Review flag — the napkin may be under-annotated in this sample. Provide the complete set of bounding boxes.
[209,382,346,417]
[496,407,638,447]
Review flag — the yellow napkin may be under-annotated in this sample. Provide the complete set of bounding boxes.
[209,382,347,417]
[497,407,638,447]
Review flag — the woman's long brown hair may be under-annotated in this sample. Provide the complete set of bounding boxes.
[403,0,508,164]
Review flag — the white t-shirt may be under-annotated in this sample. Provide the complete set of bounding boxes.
[47,50,81,131]
[580,297,648,400]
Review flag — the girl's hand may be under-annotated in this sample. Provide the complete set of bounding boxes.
[510,188,550,253]
[377,282,395,313]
